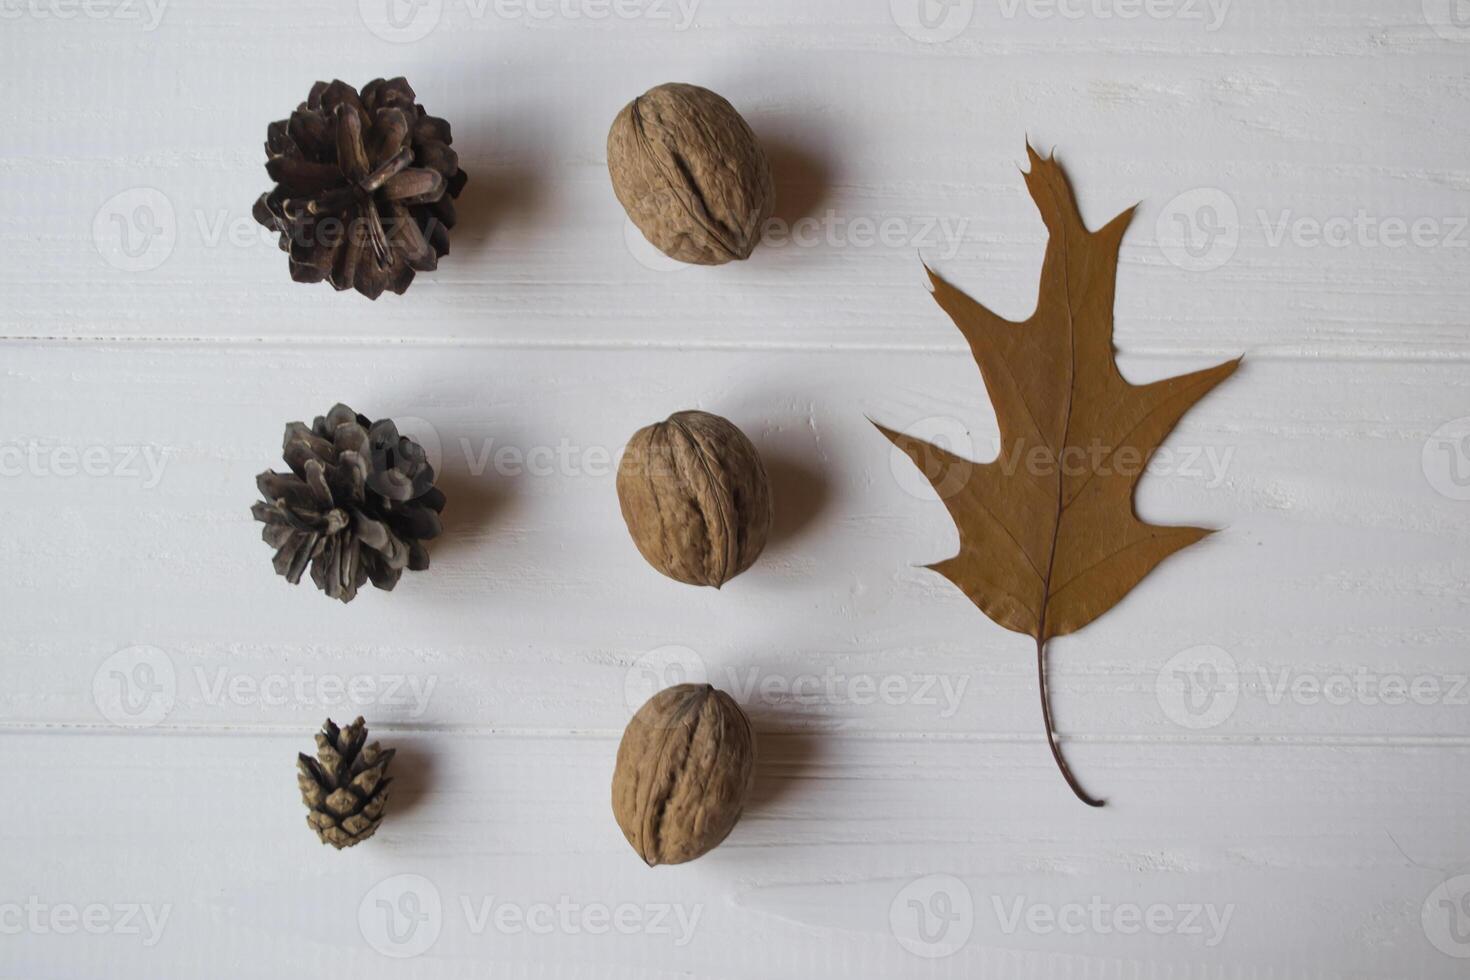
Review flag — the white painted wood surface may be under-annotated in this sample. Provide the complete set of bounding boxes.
[3,0,1469,975]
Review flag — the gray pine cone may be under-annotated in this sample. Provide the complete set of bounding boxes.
[252,404,445,603]
[297,716,395,849]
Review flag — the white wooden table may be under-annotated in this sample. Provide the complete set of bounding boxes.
[4,0,1469,975]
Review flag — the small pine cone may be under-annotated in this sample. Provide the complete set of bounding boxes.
[297,717,395,849]
[253,77,469,299]
[252,403,445,603]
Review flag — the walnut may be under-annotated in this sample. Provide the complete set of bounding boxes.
[607,83,774,265]
[611,684,756,866]
[616,410,773,588]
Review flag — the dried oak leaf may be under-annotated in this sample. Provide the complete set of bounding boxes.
[876,146,1240,807]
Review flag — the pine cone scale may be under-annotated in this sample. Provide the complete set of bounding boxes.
[284,535,316,583]
[382,168,446,203]
[334,105,371,182]
[370,109,410,161]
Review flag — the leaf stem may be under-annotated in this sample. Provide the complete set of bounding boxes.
[1035,635,1106,808]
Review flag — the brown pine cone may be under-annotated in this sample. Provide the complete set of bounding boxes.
[253,78,468,299]
[297,717,395,849]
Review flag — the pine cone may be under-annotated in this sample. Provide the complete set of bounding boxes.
[297,717,395,849]
[252,404,446,603]
[253,78,468,299]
